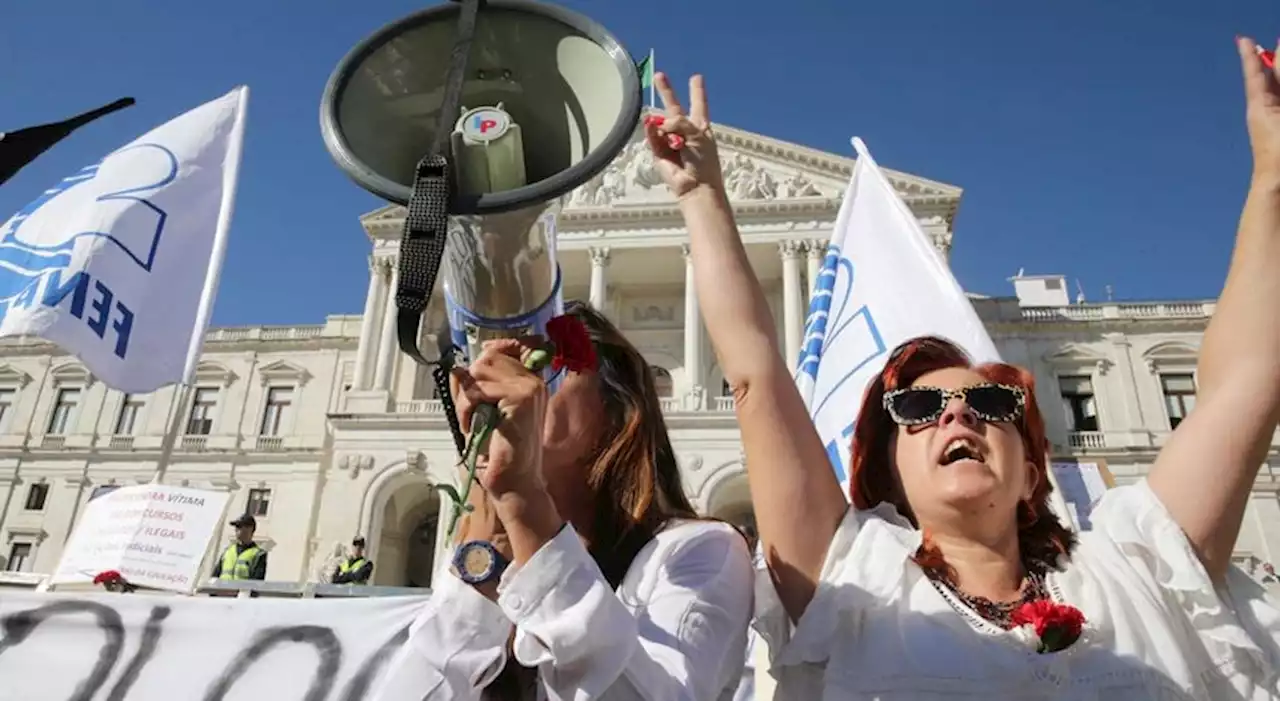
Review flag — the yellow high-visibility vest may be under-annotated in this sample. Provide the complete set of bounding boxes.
[219,544,263,580]
[338,557,368,583]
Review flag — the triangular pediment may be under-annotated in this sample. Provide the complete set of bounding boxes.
[563,118,961,211]
[358,114,961,228]
[258,359,312,387]
[0,364,32,388]
[1042,344,1105,365]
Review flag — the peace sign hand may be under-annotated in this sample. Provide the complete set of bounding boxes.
[645,73,725,200]
[1240,37,1280,183]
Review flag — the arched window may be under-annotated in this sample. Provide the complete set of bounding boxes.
[651,366,673,397]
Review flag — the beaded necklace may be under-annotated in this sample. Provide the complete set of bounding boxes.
[929,570,1050,629]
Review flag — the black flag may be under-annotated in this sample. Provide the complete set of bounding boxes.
[0,97,136,187]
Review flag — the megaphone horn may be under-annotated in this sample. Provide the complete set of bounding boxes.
[320,0,642,371]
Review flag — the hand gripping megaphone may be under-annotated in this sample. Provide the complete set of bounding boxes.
[319,0,641,379]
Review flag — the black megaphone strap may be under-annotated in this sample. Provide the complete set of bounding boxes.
[393,0,485,457]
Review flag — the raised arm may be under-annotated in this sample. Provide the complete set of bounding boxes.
[646,74,848,619]
[1147,38,1280,581]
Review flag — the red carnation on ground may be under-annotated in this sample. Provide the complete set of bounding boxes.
[1010,600,1085,654]
[93,570,123,585]
[93,569,137,593]
[545,315,597,373]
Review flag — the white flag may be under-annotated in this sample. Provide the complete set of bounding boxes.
[0,87,248,393]
[795,137,1000,491]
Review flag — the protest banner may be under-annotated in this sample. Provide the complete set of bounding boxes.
[0,590,427,700]
[51,484,229,592]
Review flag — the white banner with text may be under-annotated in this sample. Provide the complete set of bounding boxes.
[52,484,229,592]
[0,590,427,700]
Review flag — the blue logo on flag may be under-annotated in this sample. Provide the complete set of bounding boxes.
[797,243,888,481]
[0,143,177,359]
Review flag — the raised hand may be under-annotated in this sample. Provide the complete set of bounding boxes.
[644,73,725,199]
[1240,37,1280,183]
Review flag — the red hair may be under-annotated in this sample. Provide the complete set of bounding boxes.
[848,336,1076,581]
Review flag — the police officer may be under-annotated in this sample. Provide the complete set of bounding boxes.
[332,536,373,585]
[211,514,267,581]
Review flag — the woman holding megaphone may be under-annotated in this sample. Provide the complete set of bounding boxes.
[647,37,1280,700]
[371,301,753,700]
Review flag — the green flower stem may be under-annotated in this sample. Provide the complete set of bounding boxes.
[438,346,554,539]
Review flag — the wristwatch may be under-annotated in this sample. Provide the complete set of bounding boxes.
[452,540,509,585]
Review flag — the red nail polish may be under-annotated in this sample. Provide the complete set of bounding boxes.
[648,115,666,127]
[667,134,685,150]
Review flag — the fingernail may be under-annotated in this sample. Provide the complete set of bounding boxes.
[645,115,665,127]
[667,134,686,150]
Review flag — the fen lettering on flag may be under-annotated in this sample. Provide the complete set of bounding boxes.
[0,87,248,393]
[794,137,1000,493]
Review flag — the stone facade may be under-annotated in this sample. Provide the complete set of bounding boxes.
[1,120,1275,589]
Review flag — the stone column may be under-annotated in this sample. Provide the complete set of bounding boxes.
[681,244,704,408]
[588,246,611,313]
[372,258,400,392]
[779,240,804,367]
[805,239,826,306]
[352,257,386,390]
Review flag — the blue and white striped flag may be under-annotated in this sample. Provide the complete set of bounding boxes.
[794,138,1000,494]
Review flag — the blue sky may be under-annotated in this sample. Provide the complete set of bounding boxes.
[2,0,1277,326]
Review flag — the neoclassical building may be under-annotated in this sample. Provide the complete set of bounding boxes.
[0,120,1272,590]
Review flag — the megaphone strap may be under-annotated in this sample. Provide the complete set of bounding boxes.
[392,0,486,459]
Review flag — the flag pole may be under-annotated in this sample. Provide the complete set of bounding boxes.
[152,86,248,485]
[648,49,656,109]
[151,383,194,484]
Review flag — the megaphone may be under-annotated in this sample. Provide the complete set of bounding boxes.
[320,0,642,371]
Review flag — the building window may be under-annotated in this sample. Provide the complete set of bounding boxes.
[1058,375,1099,432]
[1161,373,1197,429]
[24,483,48,511]
[0,389,16,432]
[651,367,673,397]
[47,387,80,434]
[185,387,218,435]
[246,488,271,517]
[5,542,32,572]
[114,395,145,435]
[259,386,293,436]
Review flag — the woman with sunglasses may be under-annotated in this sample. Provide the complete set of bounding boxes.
[645,37,1280,700]
[371,301,753,700]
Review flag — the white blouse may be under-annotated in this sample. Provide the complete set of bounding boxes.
[755,480,1280,700]
[371,519,754,700]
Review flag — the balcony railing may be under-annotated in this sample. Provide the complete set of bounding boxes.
[396,396,737,415]
[255,436,284,452]
[1012,302,1214,324]
[205,325,328,343]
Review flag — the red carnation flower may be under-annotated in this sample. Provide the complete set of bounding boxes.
[92,569,136,593]
[1011,600,1085,653]
[93,570,123,585]
[545,315,597,373]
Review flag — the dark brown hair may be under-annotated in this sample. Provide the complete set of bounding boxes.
[848,336,1076,583]
[485,299,701,699]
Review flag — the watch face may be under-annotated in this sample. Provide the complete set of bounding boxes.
[461,545,492,578]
